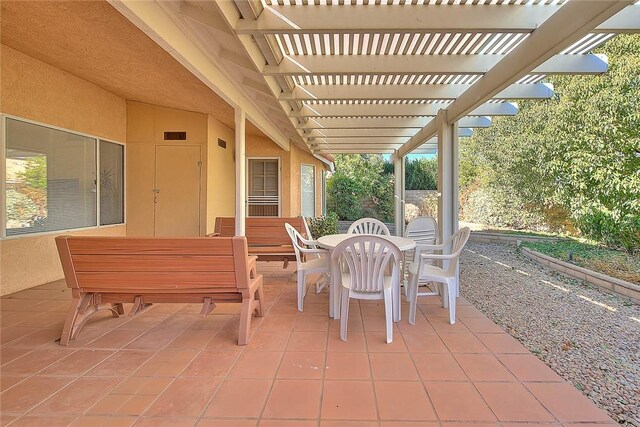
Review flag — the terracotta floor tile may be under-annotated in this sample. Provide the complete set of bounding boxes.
[428,317,470,333]
[87,350,155,377]
[561,423,618,427]
[475,382,554,422]
[0,376,73,414]
[412,353,468,381]
[420,304,451,318]
[1,348,73,376]
[325,352,371,380]
[205,379,271,418]
[0,347,32,365]
[135,416,197,427]
[167,329,217,349]
[439,333,489,353]
[258,315,297,332]
[199,419,258,427]
[40,349,115,376]
[87,393,130,414]
[403,333,449,353]
[229,351,283,379]
[424,382,496,421]
[294,315,330,331]
[124,327,183,349]
[277,351,325,379]
[454,354,516,382]
[360,302,387,317]
[365,331,407,353]
[260,420,316,426]
[2,328,62,349]
[363,316,396,331]
[287,331,328,351]
[145,377,220,416]
[262,379,322,419]
[85,329,143,349]
[322,380,378,420]
[111,377,172,395]
[327,331,368,352]
[370,352,419,380]
[8,415,78,426]
[31,377,121,415]
[300,303,330,316]
[476,334,529,354]
[460,317,505,334]
[329,315,365,332]
[117,314,168,330]
[525,382,613,422]
[0,375,25,392]
[181,350,241,377]
[246,330,291,351]
[117,394,158,415]
[375,381,436,421]
[70,415,136,427]
[189,315,233,331]
[496,354,564,382]
[381,423,440,427]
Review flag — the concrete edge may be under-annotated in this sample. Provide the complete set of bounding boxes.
[470,231,562,245]
[521,247,640,304]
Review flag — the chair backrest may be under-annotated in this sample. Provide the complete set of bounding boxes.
[331,235,402,293]
[444,227,471,275]
[284,222,306,265]
[302,217,314,240]
[348,218,391,236]
[405,216,439,262]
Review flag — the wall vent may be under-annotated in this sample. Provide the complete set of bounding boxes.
[164,131,187,140]
[218,138,227,149]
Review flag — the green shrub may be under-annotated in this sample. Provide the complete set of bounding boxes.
[326,173,363,221]
[308,212,339,238]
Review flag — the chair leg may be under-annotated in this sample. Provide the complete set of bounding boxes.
[408,275,418,325]
[442,284,449,309]
[297,271,305,312]
[340,289,350,341]
[448,280,457,324]
[383,287,394,344]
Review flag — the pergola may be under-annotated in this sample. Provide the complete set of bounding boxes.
[110,0,639,239]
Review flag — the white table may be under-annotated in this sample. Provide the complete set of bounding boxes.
[317,234,416,319]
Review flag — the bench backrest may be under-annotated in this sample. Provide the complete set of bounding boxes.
[55,236,252,293]
[214,217,306,246]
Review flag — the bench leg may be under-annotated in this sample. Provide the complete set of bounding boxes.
[255,285,265,317]
[238,295,255,346]
[60,292,121,346]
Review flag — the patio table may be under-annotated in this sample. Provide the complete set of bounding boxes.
[317,234,416,319]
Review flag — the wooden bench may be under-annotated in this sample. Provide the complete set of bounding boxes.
[55,236,264,346]
[213,217,306,268]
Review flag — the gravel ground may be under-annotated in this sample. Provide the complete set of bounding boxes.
[460,242,640,426]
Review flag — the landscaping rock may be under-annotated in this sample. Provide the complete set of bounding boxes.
[461,242,640,426]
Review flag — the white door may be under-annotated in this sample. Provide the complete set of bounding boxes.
[154,145,201,236]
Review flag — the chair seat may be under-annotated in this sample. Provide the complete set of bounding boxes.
[299,256,329,273]
[408,262,454,281]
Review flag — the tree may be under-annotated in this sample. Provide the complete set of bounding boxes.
[405,157,438,190]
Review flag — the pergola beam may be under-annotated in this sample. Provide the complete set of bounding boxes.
[397,0,630,157]
[281,83,554,101]
[236,4,639,34]
[297,116,489,130]
[292,102,517,118]
[263,53,607,76]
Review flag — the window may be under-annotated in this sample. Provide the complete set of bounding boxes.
[248,158,279,217]
[3,117,124,237]
[301,164,315,218]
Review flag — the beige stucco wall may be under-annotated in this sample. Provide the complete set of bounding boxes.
[126,101,208,236]
[206,116,235,233]
[0,46,127,296]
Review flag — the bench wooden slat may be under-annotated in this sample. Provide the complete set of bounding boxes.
[71,255,235,272]
[67,238,233,255]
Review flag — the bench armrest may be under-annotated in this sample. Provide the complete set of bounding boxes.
[248,256,258,279]
[206,232,220,237]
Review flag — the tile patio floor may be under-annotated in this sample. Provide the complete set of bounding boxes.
[0,262,617,426]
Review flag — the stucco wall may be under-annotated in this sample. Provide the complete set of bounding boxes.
[0,46,127,296]
[206,116,235,233]
[126,101,208,236]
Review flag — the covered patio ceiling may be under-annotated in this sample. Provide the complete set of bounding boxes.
[111,0,639,157]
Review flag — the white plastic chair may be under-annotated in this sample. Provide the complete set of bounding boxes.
[407,227,471,325]
[332,235,402,343]
[348,218,391,236]
[403,217,439,300]
[285,223,330,312]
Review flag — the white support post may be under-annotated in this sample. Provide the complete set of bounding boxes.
[235,108,246,236]
[393,154,403,237]
[437,109,459,243]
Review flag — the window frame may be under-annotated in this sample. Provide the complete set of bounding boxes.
[246,157,281,217]
[1,114,126,239]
